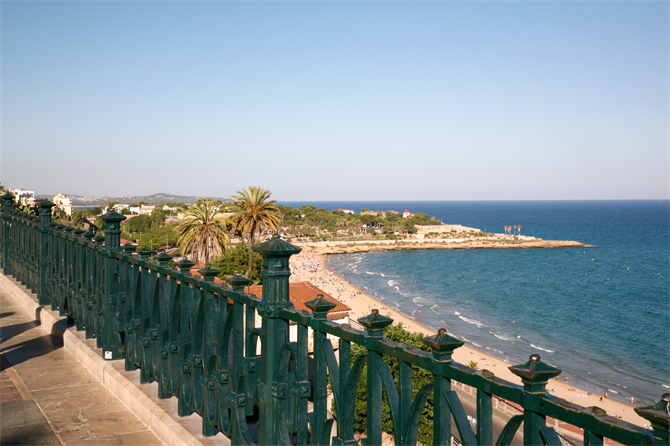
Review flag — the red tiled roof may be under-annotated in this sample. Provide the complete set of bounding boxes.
[186,268,350,319]
[246,282,351,319]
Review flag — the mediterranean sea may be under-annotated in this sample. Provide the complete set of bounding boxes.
[281,200,670,405]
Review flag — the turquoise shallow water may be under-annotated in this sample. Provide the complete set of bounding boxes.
[282,200,670,404]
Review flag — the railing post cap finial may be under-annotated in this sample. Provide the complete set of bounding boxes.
[422,327,464,356]
[226,272,251,288]
[509,354,562,385]
[101,210,126,223]
[175,258,196,271]
[1,192,14,201]
[305,294,337,318]
[136,246,153,257]
[251,235,302,257]
[358,309,394,334]
[122,242,137,253]
[39,199,55,209]
[154,252,172,265]
[198,265,220,281]
[635,393,670,428]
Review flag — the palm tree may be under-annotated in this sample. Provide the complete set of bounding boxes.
[517,224,521,236]
[229,186,282,272]
[177,199,231,266]
[513,225,517,236]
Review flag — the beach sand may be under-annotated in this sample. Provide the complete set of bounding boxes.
[289,252,649,429]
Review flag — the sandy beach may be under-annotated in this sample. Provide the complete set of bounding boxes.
[288,252,649,429]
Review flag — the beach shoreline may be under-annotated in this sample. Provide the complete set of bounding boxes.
[289,251,648,428]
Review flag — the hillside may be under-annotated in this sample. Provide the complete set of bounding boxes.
[36,192,231,206]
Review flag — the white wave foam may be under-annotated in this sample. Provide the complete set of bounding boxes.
[380,273,386,277]
[459,315,485,329]
[431,304,449,315]
[472,342,483,348]
[388,279,398,287]
[413,297,431,307]
[485,347,505,354]
[530,344,555,353]
[492,332,515,342]
[366,271,375,275]
[454,311,461,315]
[662,384,670,389]
[608,389,619,394]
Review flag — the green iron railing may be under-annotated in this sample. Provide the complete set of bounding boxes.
[0,193,668,446]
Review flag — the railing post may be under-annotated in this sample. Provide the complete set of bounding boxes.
[38,200,54,305]
[423,328,464,446]
[252,235,301,446]
[1,193,14,275]
[101,211,126,360]
[509,354,561,446]
[358,309,394,446]
[305,295,337,446]
[635,393,670,445]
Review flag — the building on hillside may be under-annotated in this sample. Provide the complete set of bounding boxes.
[402,210,414,218]
[129,206,140,214]
[140,204,155,215]
[113,204,129,213]
[52,194,72,215]
[343,209,355,214]
[11,189,35,206]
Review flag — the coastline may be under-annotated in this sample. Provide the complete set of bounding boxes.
[289,251,647,428]
[294,238,587,255]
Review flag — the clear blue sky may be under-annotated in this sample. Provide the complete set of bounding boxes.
[1,1,667,201]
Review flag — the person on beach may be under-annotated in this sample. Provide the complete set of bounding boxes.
[605,391,608,398]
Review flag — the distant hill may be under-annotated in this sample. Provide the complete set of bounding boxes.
[45,193,232,206]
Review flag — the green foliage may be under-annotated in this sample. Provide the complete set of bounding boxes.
[177,200,231,265]
[344,323,435,446]
[468,360,479,370]
[229,186,281,271]
[212,243,263,284]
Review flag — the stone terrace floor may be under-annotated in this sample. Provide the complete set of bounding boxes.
[0,287,164,446]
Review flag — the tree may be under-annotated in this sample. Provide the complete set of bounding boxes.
[213,243,263,284]
[229,186,282,272]
[177,199,231,266]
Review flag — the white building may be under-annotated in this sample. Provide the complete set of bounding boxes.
[52,194,72,215]
[140,204,156,215]
[11,189,35,206]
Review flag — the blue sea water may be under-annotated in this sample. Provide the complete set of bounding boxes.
[281,200,670,404]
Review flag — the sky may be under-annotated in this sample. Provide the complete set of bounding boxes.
[1,1,668,201]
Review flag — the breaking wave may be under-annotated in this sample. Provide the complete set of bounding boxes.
[530,344,555,353]
[413,297,431,307]
[459,315,485,329]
